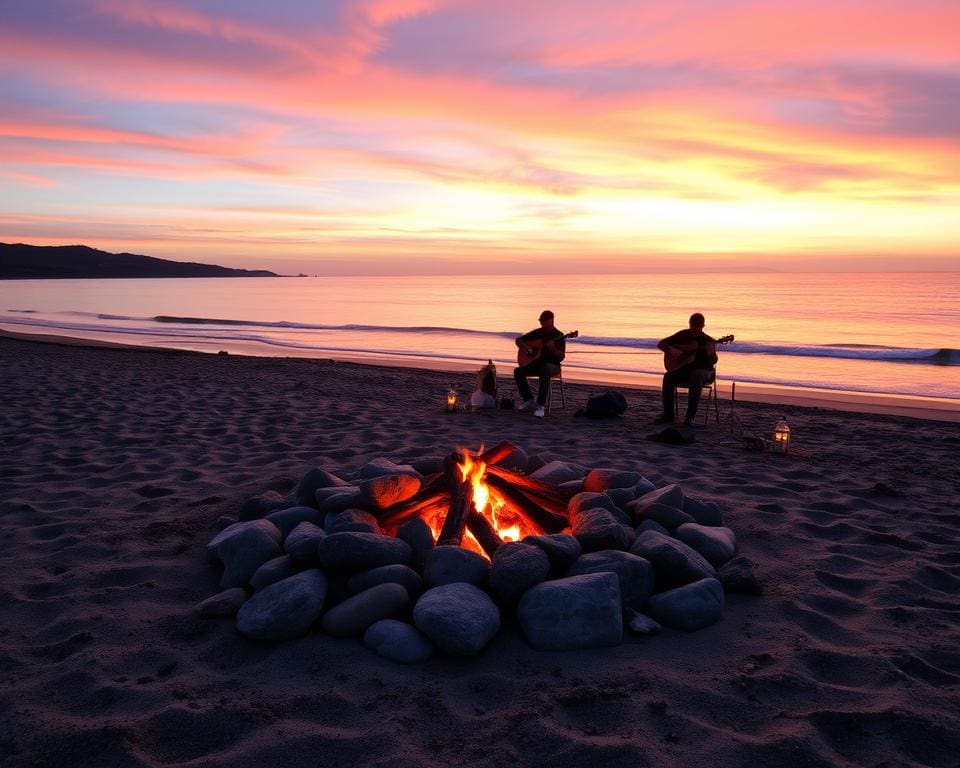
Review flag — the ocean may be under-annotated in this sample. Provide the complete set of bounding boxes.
[1,272,958,408]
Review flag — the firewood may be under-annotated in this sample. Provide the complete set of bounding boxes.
[437,470,474,546]
[479,441,518,466]
[485,464,575,510]
[466,511,502,558]
[483,477,568,534]
[379,492,450,528]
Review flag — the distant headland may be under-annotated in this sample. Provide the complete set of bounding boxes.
[0,243,279,279]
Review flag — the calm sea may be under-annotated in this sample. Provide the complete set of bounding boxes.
[1,273,958,407]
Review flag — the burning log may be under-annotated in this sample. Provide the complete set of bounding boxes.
[437,465,474,546]
[379,493,450,529]
[466,512,502,558]
[484,464,574,514]
[484,478,568,534]
[479,440,520,467]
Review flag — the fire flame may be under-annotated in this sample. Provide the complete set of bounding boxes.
[458,450,528,548]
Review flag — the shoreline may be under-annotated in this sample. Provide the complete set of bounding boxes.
[3,327,957,423]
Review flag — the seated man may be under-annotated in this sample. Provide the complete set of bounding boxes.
[514,310,566,418]
[656,312,718,426]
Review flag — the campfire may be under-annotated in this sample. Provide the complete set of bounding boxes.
[378,441,574,559]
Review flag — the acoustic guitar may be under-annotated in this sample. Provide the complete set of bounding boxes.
[663,334,734,372]
[517,330,579,367]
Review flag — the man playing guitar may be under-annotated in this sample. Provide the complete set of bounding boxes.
[656,312,718,426]
[514,309,573,418]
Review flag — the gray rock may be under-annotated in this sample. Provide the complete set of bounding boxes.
[517,572,623,650]
[571,507,630,552]
[628,484,690,527]
[636,519,670,537]
[629,529,717,587]
[238,490,287,521]
[423,545,490,587]
[584,468,644,493]
[316,486,362,514]
[285,522,326,565]
[397,517,435,568]
[317,531,412,570]
[294,467,349,508]
[250,554,298,591]
[628,501,694,529]
[645,578,724,631]
[320,582,410,637]
[569,491,622,518]
[529,460,587,486]
[521,534,582,572]
[488,542,550,604]
[624,608,662,635]
[266,505,323,538]
[363,619,434,664]
[675,523,736,566]
[526,454,547,474]
[413,583,501,656]
[357,474,421,510]
[358,458,422,480]
[632,478,657,495]
[558,479,585,494]
[566,550,655,609]
[719,556,763,595]
[195,588,247,617]
[682,496,724,526]
[325,508,381,535]
[604,487,635,511]
[207,519,284,589]
[236,569,328,641]
[348,564,423,597]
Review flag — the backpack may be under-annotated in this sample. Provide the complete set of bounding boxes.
[580,391,628,419]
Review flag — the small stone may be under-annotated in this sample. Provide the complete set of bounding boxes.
[364,619,434,664]
[624,608,662,635]
[413,583,501,656]
[423,545,490,588]
[320,583,410,637]
[195,588,247,617]
[236,570,328,641]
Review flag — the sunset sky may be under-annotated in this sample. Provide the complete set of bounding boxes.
[1,0,958,274]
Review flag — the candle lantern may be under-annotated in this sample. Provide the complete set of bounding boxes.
[446,386,459,412]
[773,416,791,454]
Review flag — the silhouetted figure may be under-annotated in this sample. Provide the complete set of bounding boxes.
[656,312,718,426]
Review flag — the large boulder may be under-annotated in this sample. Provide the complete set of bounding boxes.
[265,505,323,538]
[413,583,501,656]
[529,460,587,486]
[357,474,421,510]
[284,522,326,565]
[570,507,629,552]
[566,550,655,609]
[317,532,412,570]
[488,542,550,605]
[294,467,350,508]
[320,583,410,637]
[423,545,490,588]
[250,554,298,591]
[675,523,736,566]
[629,529,717,588]
[583,469,644,493]
[521,534,581,573]
[363,620,434,664]
[236,570,328,641]
[347,564,423,597]
[517,572,622,650]
[645,578,724,631]
[207,519,284,589]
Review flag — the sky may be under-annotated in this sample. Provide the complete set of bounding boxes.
[1,0,959,275]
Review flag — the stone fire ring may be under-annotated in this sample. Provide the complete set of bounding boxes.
[200,443,761,663]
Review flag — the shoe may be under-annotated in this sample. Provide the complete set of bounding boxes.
[519,399,537,412]
[534,406,545,418]
[653,413,675,424]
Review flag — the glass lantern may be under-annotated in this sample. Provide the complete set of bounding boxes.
[773,417,791,454]
[446,385,459,412]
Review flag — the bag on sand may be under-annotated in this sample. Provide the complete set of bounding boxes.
[577,391,628,419]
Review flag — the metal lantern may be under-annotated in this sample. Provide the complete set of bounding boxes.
[773,417,791,454]
[446,385,459,412]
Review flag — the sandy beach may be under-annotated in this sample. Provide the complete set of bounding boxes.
[2,333,959,768]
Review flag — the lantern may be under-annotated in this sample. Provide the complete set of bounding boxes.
[446,385,459,412]
[773,417,791,454]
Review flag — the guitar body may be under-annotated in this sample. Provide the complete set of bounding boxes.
[663,334,734,371]
[518,330,579,367]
